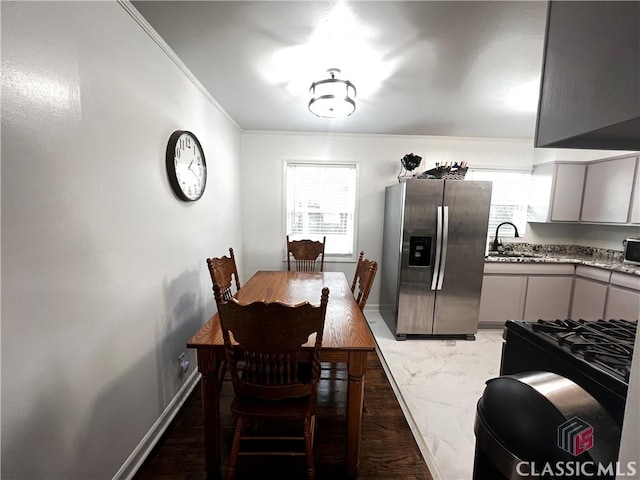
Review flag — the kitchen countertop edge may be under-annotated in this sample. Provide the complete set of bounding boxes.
[484,254,640,276]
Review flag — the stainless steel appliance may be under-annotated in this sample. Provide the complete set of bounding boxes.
[623,238,640,266]
[380,179,492,339]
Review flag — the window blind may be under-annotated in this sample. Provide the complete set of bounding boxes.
[285,163,357,256]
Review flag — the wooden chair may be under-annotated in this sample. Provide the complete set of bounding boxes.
[213,283,330,480]
[206,248,241,300]
[286,235,326,272]
[350,251,378,312]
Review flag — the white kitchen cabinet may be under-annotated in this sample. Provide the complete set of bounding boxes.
[630,156,640,224]
[570,265,611,321]
[581,155,637,223]
[605,272,640,321]
[524,276,574,320]
[479,275,527,326]
[480,263,574,326]
[528,163,586,222]
[606,287,640,321]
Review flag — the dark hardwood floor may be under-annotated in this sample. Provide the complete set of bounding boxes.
[133,352,433,480]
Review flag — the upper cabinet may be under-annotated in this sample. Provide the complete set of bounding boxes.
[528,163,586,222]
[581,155,637,223]
[529,154,639,225]
[535,1,640,150]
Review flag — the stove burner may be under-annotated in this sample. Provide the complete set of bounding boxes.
[501,318,637,427]
[530,319,636,383]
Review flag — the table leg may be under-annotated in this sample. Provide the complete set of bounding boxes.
[346,351,368,475]
[197,349,223,474]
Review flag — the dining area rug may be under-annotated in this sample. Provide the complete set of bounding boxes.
[133,351,433,479]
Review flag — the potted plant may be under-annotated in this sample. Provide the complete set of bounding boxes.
[398,153,422,182]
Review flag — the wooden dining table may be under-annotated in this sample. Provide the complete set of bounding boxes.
[187,270,376,476]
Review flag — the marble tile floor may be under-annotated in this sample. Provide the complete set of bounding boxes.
[365,311,504,480]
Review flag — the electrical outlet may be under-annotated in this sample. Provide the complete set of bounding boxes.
[178,352,189,376]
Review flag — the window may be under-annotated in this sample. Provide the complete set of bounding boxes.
[285,162,358,258]
[466,169,531,237]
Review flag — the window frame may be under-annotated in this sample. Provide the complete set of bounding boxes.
[283,159,360,262]
[465,168,532,239]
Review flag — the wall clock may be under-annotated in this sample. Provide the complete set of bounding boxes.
[166,130,207,201]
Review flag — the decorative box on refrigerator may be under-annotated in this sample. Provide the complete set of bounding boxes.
[380,179,492,340]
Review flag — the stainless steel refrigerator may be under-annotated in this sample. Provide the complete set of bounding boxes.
[380,179,492,339]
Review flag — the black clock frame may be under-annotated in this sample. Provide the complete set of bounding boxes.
[166,130,207,202]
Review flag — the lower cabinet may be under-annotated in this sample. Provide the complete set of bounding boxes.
[479,263,575,326]
[605,272,640,321]
[523,276,573,320]
[606,287,640,320]
[481,262,640,326]
[478,276,527,325]
[571,278,608,320]
[570,266,611,320]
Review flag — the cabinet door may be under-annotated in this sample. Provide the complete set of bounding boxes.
[605,286,640,321]
[581,156,636,223]
[630,157,640,224]
[571,278,607,320]
[524,276,573,320]
[550,163,586,221]
[479,276,527,324]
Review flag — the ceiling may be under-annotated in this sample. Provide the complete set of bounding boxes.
[132,1,548,139]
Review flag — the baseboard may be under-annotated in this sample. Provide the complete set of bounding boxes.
[478,322,506,330]
[363,303,379,312]
[113,369,201,480]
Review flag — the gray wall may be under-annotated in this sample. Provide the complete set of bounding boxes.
[1,2,243,478]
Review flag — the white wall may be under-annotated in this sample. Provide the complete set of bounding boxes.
[241,131,534,305]
[526,222,636,251]
[1,2,242,479]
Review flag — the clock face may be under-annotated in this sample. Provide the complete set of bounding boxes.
[166,131,207,201]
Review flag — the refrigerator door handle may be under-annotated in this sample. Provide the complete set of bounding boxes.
[431,205,443,290]
[437,206,449,290]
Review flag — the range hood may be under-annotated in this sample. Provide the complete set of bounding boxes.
[535,1,640,151]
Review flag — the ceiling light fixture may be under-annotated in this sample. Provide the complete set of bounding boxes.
[308,68,356,118]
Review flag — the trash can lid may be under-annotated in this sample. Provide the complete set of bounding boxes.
[477,371,621,467]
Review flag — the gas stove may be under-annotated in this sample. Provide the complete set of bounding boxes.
[500,319,637,427]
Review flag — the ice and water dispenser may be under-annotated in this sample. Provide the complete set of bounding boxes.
[408,236,431,267]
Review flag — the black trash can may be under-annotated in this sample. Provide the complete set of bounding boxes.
[473,371,621,480]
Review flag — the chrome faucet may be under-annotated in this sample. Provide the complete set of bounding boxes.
[491,222,520,252]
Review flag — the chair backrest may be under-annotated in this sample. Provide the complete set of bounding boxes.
[350,251,378,312]
[286,235,326,272]
[206,248,241,300]
[213,284,330,401]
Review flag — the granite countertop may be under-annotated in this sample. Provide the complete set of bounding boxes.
[484,243,640,276]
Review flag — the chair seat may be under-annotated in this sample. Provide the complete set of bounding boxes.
[231,395,316,419]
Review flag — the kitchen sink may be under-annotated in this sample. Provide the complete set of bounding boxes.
[486,252,544,258]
